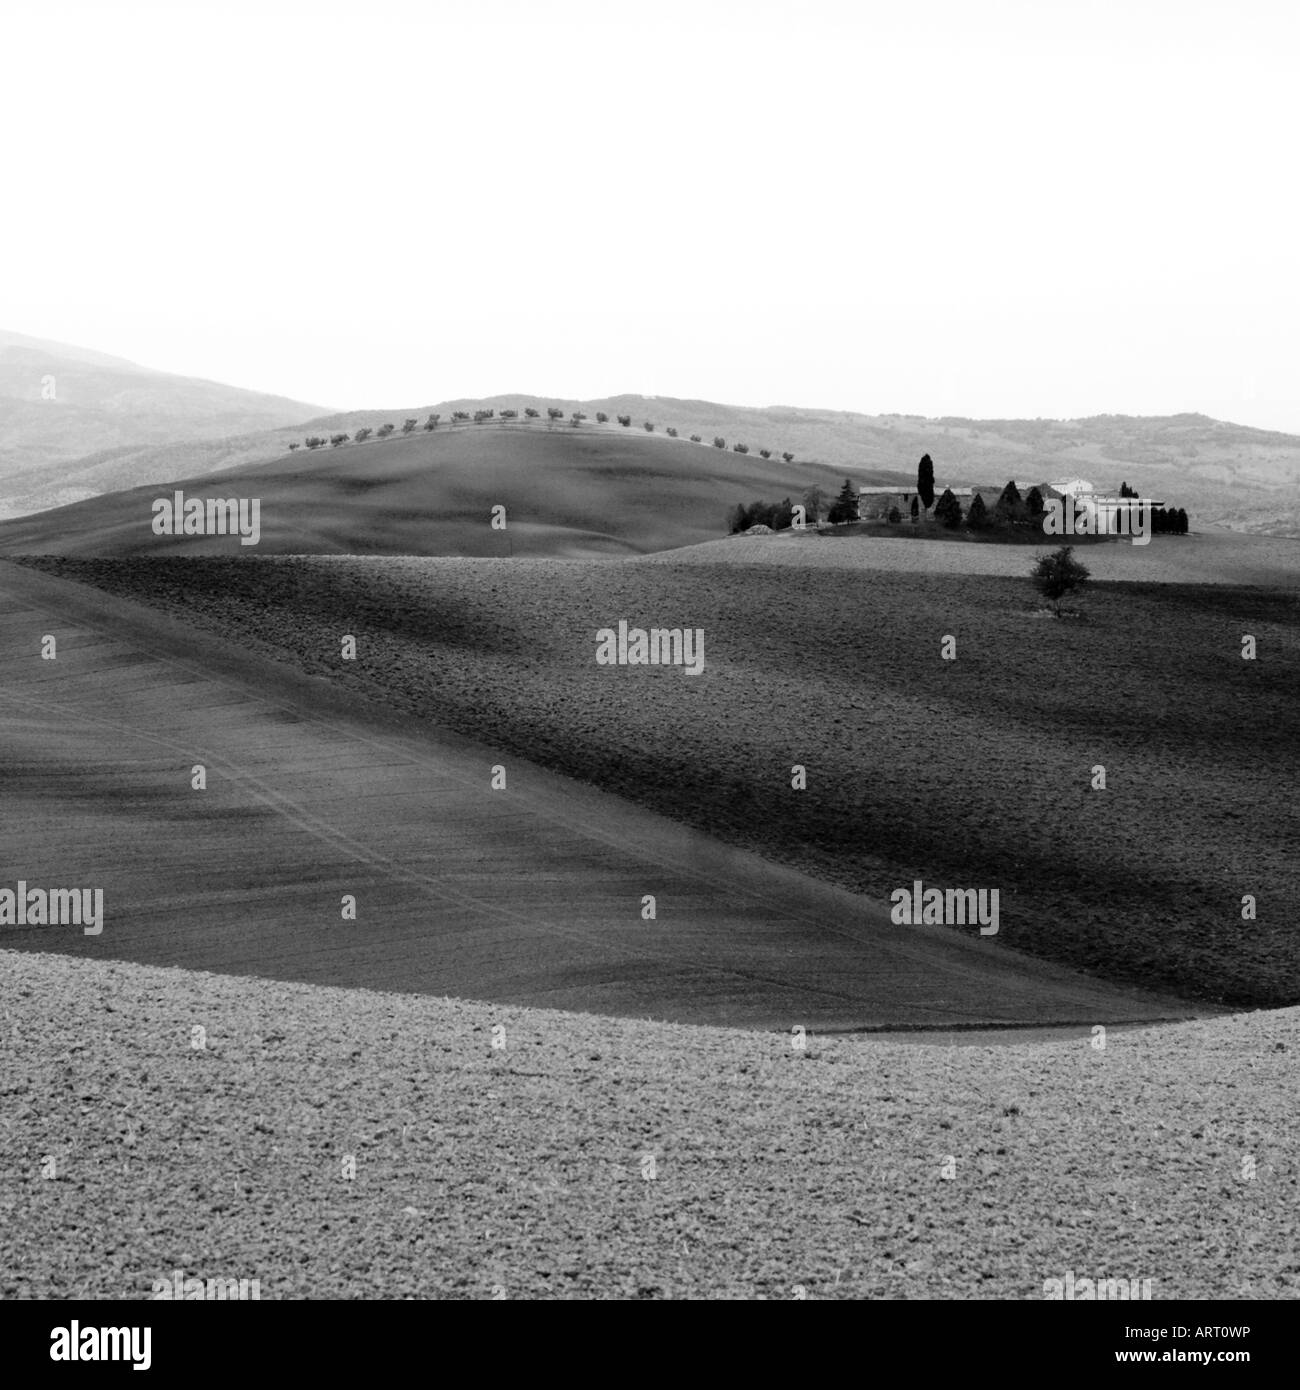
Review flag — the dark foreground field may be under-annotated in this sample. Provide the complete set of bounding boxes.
[4,559,1193,1030]
[17,554,1298,1008]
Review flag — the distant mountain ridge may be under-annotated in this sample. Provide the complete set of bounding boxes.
[0,328,147,371]
[0,329,328,518]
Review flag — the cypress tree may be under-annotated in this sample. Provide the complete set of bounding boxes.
[917,454,935,510]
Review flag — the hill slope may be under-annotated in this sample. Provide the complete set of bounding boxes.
[15,550,1298,1008]
[0,423,878,558]
[0,557,1198,1029]
[0,329,327,517]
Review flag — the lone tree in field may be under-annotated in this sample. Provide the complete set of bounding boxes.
[934,487,962,529]
[618,414,632,427]
[713,436,726,449]
[402,418,418,433]
[355,427,373,442]
[547,407,564,422]
[423,415,440,430]
[758,447,771,458]
[377,423,396,437]
[782,451,794,463]
[917,454,935,510]
[690,434,702,443]
[595,412,609,423]
[1032,545,1090,614]
[643,420,654,431]
[524,407,540,419]
[288,442,300,451]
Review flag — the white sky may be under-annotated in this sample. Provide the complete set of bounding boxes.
[3,0,1297,430]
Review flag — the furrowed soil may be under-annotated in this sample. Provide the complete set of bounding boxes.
[15,553,1298,1009]
[2,951,1296,1300]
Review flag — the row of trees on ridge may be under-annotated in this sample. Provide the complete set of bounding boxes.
[287,408,797,461]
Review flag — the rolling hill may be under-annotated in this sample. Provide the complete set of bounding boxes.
[0,329,327,518]
[0,421,883,558]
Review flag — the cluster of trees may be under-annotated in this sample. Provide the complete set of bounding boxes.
[728,497,797,532]
[710,433,793,461]
[727,482,836,531]
[600,416,792,455]
[1119,481,1188,532]
[294,434,352,449]
[829,475,1049,530]
[1149,505,1189,534]
[963,481,1046,529]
